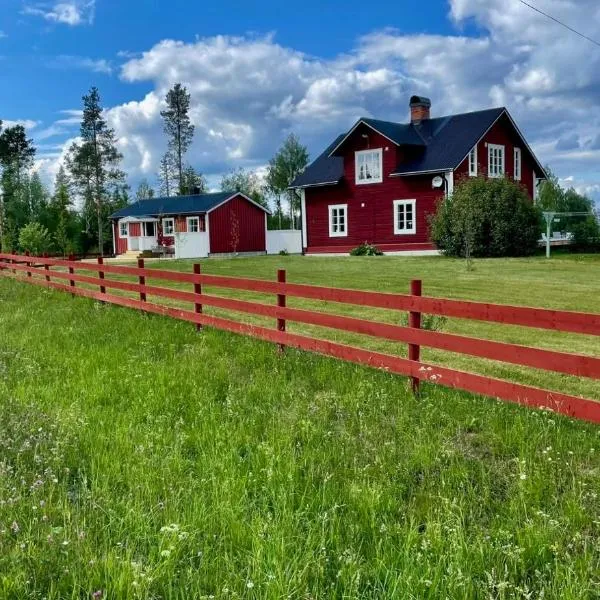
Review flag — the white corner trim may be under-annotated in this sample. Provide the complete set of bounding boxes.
[446,171,454,196]
[300,189,307,249]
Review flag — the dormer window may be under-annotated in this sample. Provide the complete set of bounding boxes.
[355,149,382,184]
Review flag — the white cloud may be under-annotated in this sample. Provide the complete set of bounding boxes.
[50,55,112,74]
[30,0,600,202]
[23,1,95,26]
[2,119,40,129]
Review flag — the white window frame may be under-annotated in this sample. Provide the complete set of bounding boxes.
[393,199,416,235]
[488,143,505,178]
[514,147,521,181]
[162,218,175,236]
[468,146,477,176]
[328,204,348,237]
[142,222,156,237]
[187,216,200,233]
[119,222,128,237]
[355,149,383,185]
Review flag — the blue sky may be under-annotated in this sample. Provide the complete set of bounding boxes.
[1,0,600,204]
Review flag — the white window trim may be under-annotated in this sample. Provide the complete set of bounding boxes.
[162,217,175,236]
[514,147,521,181]
[119,222,128,238]
[355,148,383,185]
[328,204,348,238]
[468,146,477,176]
[187,216,200,233]
[488,143,505,178]
[393,199,416,235]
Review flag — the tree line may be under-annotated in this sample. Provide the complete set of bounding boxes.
[0,82,310,256]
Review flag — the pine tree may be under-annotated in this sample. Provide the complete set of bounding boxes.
[181,165,207,195]
[50,166,74,256]
[73,87,125,255]
[160,84,195,195]
[221,167,267,208]
[157,152,176,197]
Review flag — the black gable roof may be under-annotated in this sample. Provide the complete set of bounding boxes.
[290,106,544,188]
[392,107,505,174]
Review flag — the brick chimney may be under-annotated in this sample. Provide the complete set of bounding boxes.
[410,95,431,123]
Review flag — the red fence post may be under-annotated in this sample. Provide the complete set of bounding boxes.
[68,254,75,295]
[277,269,286,351]
[193,263,202,331]
[25,250,31,278]
[137,258,146,304]
[97,256,106,301]
[408,279,422,394]
[43,253,50,283]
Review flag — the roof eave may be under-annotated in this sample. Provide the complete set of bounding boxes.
[288,179,342,190]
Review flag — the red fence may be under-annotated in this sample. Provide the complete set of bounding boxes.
[1,252,599,424]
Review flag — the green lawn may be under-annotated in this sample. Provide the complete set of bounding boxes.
[0,254,599,599]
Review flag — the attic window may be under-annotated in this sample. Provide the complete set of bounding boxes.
[355,149,382,184]
[514,147,522,181]
[488,144,505,178]
[468,146,477,176]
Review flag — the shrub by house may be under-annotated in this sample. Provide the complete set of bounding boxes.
[430,176,542,258]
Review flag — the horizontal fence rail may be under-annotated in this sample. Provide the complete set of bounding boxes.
[1,252,599,425]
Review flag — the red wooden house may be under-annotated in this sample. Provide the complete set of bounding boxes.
[110,192,270,258]
[290,96,546,255]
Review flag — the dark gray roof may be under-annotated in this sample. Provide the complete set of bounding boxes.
[290,107,545,188]
[391,108,505,174]
[110,191,270,219]
[289,134,345,189]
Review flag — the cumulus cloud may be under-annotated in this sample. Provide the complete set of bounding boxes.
[31,0,600,201]
[23,0,95,26]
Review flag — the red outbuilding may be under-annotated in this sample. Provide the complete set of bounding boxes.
[110,192,270,258]
[290,95,546,255]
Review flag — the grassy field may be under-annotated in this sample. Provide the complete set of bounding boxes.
[86,252,600,399]
[0,254,599,599]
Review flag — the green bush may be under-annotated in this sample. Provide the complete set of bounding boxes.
[570,215,600,252]
[350,242,384,256]
[430,176,542,258]
[18,222,52,256]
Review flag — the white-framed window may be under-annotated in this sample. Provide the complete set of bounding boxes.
[514,147,521,181]
[355,149,382,184]
[162,218,175,235]
[488,144,505,178]
[328,204,348,237]
[187,216,200,233]
[393,199,416,235]
[119,222,128,237]
[142,222,156,237]
[468,146,477,176]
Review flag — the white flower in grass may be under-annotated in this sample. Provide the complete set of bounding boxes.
[160,549,171,558]
[246,581,254,589]
[520,473,527,480]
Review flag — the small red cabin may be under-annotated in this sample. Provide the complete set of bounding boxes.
[110,192,270,258]
[291,95,546,255]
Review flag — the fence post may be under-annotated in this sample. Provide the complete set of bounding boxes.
[193,263,202,331]
[25,250,31,278]
[137,258,146,305]
[97,256,106,301]
[408,279,422,394]
[43,253,50,283]
[68,254,75,296]
[277,269,286,351]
